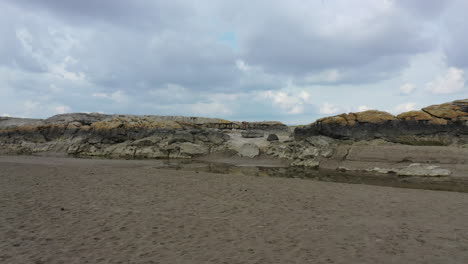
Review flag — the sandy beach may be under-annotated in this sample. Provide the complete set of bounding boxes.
[1,156,468,263]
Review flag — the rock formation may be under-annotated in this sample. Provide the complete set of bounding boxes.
[1,99,467,179]
[0,113,289,160]
[294,99,468,146]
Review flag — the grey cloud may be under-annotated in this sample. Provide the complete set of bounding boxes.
[442,0,468,68]
[4,0,191,29]
[236,0,433,83]
[396,0,453,18]
[1,0,467,121]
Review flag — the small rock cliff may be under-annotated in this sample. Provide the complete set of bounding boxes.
[294,99,468,145]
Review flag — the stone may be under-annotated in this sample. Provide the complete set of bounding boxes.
[320,148,334,158]
[238,143,260,158]
[306,136,334,148]
[291,159,319,168]
[266,143,295,160]
[397,111,447,125]
[132,136,163,146]
[179,142,209,156]
[134,147,167,159]
[207,131,230,145]
[354,110,397,123]
[366,167,396,174]
[298,147,320,159]
[397,163,451,177]
[241,130,264,138]
[422,99,468,120]
[168,131,194,144]
[267,134,279,141]
[366,163,451,177]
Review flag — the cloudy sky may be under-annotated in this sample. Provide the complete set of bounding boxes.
[1,0,467,124]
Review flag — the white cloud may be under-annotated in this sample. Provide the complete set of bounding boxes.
[49,84,63,93]
[236,60,252,72]
[260,90,312,114]
[149,83,190,101]
[357,105,371,112]
[190,102,232,116]
[92,93,108,98]
[400,83,416,95]
[393,102,418,114]
[305,69,342,83]
[49,56,86,81]
[54,105,71,114]
[24,100,40,111]
[92,90,128,103]
[319,102,340,115]
[426,67,465,94]
[1,113,10,117]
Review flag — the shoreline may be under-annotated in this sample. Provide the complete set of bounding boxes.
[1,155,468,263]
[2,155,468,193]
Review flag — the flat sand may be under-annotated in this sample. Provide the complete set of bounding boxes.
[1,156,468,264]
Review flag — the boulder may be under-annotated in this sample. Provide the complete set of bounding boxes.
[267,134,279,141]
[238,143,260,158]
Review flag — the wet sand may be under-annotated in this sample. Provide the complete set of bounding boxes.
[1,156,468,264]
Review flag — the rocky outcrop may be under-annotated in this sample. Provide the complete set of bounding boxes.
[0,113,289,160]
[1,99,468,181]
[295,99,468,145]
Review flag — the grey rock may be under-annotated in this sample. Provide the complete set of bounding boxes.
[134,147,167,159]
[241,130,264,138]
[294,99,468,144]
[366,163,451,177]
[291,159,319,168]
[0,117,44,129]
[298,147,320,159]
[46,113,110,125]
[267,134,279,141]
[180,142,209,156]
[207,131,230,145]
[168,131,194,144]
[397,163,451,177]
[131,136,163,146]
[238,143,260,158]
[306,136,334,148]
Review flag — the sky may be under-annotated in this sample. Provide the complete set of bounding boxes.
[1,0,468,124]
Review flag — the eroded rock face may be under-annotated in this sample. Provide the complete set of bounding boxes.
[295,99,468,145]
[0,113,287,160]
